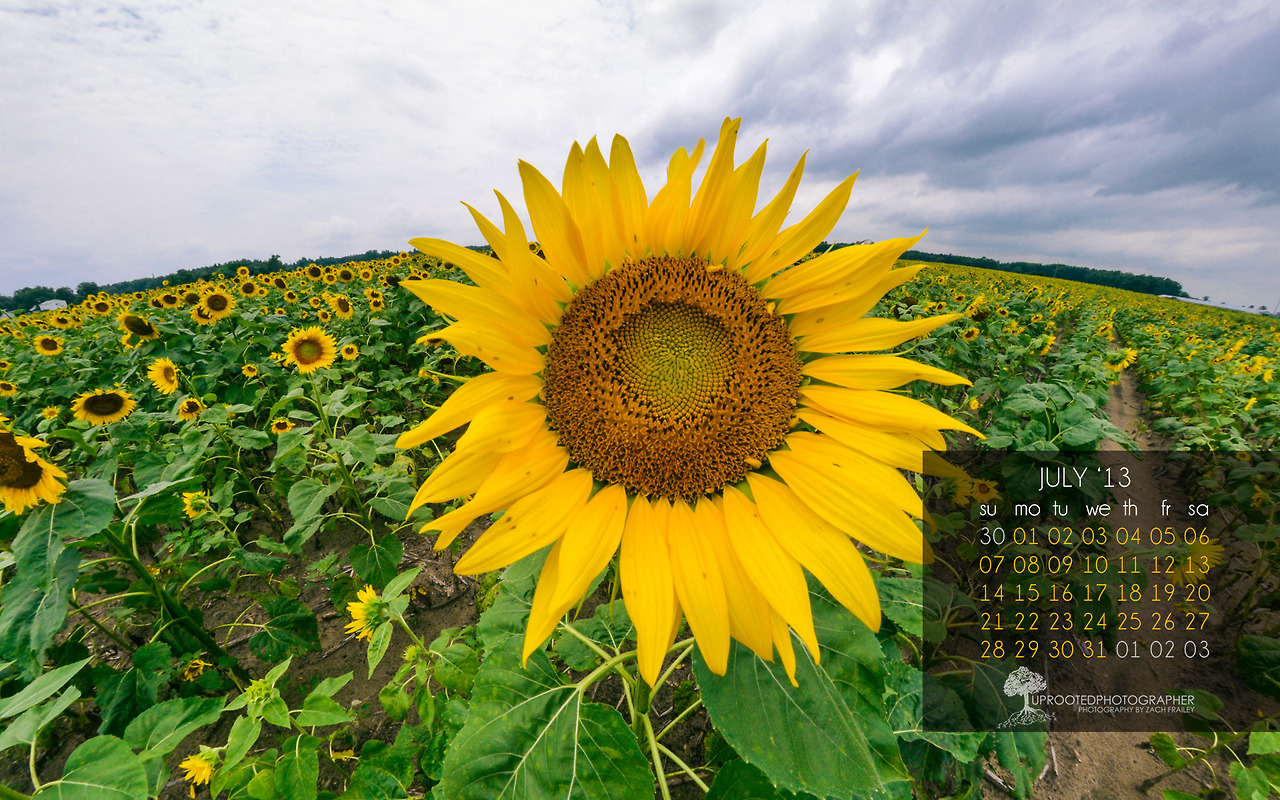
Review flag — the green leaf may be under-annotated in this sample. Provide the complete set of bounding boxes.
[433,642,479,694]
[0,687,82,754]
[475,548,547,654]
[33,735,148,800]
[309,672,354,699]
[349,533,403,588]
[275,735,321,800]
[283,479,340,549]
[873,575,923,639]
[1231,761,1273,800]
[1000,394,1047,414]
[1237,636,1280,699]
[344,425,379,466]
[1249,731,1280,755]
[339,739,415,800]
[0,503,84,677]
[95,643,172,736]
[0,657,89,719]
[123,696,223,757]
[249,597,320,662]
[1158,791,1203,800]
[378,684,411,722]
[706,760,798,799]
[46,479,117,542]
[1149,732,1186,767]
[694,636,889,798]
[381,567,422,602]
[227,427,272,450]
[992,731,1047,799]
[367,622,392,679]
[294,694,352,727]
[437,639,652,799]
[217,715,262,784]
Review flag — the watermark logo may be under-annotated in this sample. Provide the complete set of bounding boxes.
[999,666,1051,728]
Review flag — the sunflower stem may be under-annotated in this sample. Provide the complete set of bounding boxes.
[306,373,375,535]
[641,711,672,800]
[68,597,133,653]
[655,741,709,793]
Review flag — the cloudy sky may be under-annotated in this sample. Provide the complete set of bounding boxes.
[3,0,1278,309]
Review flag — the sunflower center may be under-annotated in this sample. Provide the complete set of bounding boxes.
[0,438,43,490]
[296,340,322,364]
[542,256,801,500]
[206,295,229,312]
[163,366,176,383]
[84,393,125,416]
[39,339,57,351]
[122,315,153,335]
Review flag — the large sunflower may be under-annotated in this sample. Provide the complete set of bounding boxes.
[281,326,337,373]
[397,118,974,685]
[0,431,67,515]
[117,311,161,342]
[198,289,236,323]
[72,389,137,425]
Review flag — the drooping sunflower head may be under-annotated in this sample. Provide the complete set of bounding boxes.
[177,397,206,421]
[118,312,160,341]
[182,490,208,518]
[34,335,64,356]
[147,357,181,395]
[282,326,337,373]
[0,431,67,515]
[72,389,137,425]
[396,118,976,685]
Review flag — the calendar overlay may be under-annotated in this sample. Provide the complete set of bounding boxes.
[920,450,1279,733]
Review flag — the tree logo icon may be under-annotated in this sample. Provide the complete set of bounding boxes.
[998,666,1050,728]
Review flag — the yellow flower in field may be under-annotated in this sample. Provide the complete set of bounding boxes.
[118,312,160,342]
[971,479,999,504]
[270,417,294,434]
[148,357,181,395]
[1175,538,1225,586]
[182,491,207,518]
[41,406,60,420]
[0,431,67,515]
[181,657,211,681]
[180,752,215,789]
[340,344,359,360]
[1243,397,1258,412]
[198,289,235,323]
[316,309,332,323]
[33,335,64,356]
[336,267,356,283]
[282,326,337,373]
[0,381,13,398]
[88,298,113,315]
[967,397,980,410]
[0,360,10,371]
[961,327,979,342]
[344,585,380,640]
[177,397,205,421]
[236,266,251,278]
[72,389,136,425]
[1252,485,1269,509]
[396,118,976,685]
[241,364,259,378]
[328,294,354,319]
[237,280,258,297]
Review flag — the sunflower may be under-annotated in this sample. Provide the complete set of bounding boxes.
[971,479,999,503]
[41,406,60,420]
[118,312,160,341]
[181,657,211,682]
[72,389,136,425]
[49,312,75,329]
[198,289,235,322]
[961,327,980,342]
[177,397,205,421]
[329,294,354,319]
[316,309,332,323]
[182,491,208,518]
[238,280,259,297]
[159,292,180,308]
[1176,538,1226,586]
[0,431,67,515]
[179,753,215,788]
[33,335,64,356]
[270,417,295,434]
[147,357,181,395]
[89,298,113,315]
[282,326,337,373]
[0,380,16,396]
[344,585,381,640]
[340,344,359,360]
[336,267,356,283]
[395,118,974,685]
[304,264,324,281]
[242,364,259,378]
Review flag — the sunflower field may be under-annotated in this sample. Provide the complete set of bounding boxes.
[1,119,1279,800]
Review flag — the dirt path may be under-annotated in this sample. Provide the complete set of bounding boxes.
[1001,373,1222,800]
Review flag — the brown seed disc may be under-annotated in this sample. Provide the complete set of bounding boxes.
[542,256,800,500]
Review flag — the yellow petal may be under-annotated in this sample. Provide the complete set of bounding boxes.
[797,410,926,473]
[743,172,856,284]
[770,608,799,686]
[396,372,541,450]
[747,474,882,631]
[399,279,548,348]
[708,140,767,266]
[645,143,702,257]
[802,355,970,390]
[461,197,568,323]
[409,236,511,295]
[782,261,926,317]
[609,134,649,256]
[549,484,628,611]
[797,314,962,355]
[455,469,594,575]
[733,152,806,275]
[519,159,591,288]
[766,439,924,564]
[763,234,922,304]
[406,448,502,514]
[433,321,545,374]
[620,495,678,686]
[685,118,741,257]
[720,486,820,659]
[667,499,730,674]
[454,401,548,454]
[561,141,609,282]
[702,496,776,662]
[800,385,981,438]
[523,539,566,664]
[582,138,630,271]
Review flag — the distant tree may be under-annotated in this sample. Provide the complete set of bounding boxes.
[76,281,100,300]
[54,287,76,304]
[13,286,56,311]
[266,255,283,271]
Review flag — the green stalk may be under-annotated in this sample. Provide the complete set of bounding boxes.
[0,781,31,800]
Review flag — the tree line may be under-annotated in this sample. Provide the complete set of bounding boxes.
[0,250,400,314]
[894,248,1187,297]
